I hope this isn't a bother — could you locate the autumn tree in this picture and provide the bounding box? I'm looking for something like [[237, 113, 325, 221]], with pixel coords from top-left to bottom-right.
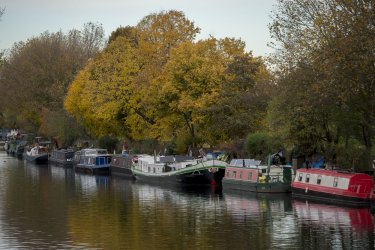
[[154, 38, 271, 149], [65, 11, 270, 153], [65, 11, 200, 142], [269, 0, 375, 170], [0, 23, 105, 145]]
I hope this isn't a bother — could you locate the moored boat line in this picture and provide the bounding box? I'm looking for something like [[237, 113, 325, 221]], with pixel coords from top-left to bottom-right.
[[3, 133, 375, 210]]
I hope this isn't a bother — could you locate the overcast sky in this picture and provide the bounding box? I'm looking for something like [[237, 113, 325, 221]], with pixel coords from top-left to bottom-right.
[[0, 0, 278, 57]]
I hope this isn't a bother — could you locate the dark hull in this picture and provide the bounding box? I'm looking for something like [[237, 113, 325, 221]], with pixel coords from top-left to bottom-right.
[[292, 187, 371, 207], [49, 150, 75, 166], [24, 153, 49, 164], [49, 158, 74, 166], [110, 165, 134, 178], [110, 154, 134, 178], [222, 179, 291, 193], [74, 165, 110, 175], [133, 168, 225, 186]]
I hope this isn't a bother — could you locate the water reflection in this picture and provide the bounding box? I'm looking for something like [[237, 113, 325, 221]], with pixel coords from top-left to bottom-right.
[[0, 151, 374, 249], [294, 200, 374, 230], [293, 200, 375, 249], [1, 159, 75, 249]]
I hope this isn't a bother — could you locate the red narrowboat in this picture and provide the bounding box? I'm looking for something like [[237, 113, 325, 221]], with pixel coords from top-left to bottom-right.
[[292, 168, 375, 207]]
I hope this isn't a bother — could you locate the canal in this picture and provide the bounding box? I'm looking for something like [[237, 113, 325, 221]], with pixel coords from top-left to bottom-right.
[[0, 151, 374, 249]]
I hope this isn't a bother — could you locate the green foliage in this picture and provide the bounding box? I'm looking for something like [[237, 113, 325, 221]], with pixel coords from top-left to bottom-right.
[[335, 137, 366, 169], [98, 136, 119, 153], [245, 132, 283, 161], [38, 109, 87, 148], [269, 0, 375, 170]]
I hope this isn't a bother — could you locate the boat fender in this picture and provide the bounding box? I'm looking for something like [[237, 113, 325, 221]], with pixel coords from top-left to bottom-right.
[[305, 187, 308, 193]]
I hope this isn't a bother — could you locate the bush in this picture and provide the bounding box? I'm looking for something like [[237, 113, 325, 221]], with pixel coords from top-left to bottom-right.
[[98, 136, 119, 153], [245, 132, 284, 162]]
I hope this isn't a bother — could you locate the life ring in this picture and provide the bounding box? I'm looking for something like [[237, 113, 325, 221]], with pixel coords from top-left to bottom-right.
[[209, 168, 218, 173]]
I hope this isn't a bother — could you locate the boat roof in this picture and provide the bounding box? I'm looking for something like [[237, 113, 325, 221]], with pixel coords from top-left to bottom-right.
[[296, 168, 372, 179], [81, 148, 108, 155], [229, 159, 261, 167]]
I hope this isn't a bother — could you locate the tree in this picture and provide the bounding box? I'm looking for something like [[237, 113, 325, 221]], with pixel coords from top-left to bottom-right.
[[65, 10, 200, 142], [269, 0, 375, 170], [0, 23, 105, 144], [64, 37, 138, 137]]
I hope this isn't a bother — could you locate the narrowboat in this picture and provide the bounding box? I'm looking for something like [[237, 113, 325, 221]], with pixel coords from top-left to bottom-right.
[[222, 159, 293, 193], [132, 154, 227, 186], [23, 145, 50, 164], [49, 148, 75, 166], [15, 140, 27, 158], [110, 150, 134, 178], [75, 148, 111, 174], [292, 168, 375, 207]]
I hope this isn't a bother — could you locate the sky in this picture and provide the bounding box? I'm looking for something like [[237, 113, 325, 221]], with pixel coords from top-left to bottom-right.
[[0, 0, 278, 57]]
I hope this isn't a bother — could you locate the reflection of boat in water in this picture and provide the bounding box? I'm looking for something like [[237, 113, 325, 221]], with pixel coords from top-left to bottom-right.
[[129, 180, 223, 214], [132, 154, 227, 186], [223, 191, 295, 247], [293, 200, 374, 230], [292, 168, 374, 207], [222, 159, 292, 193], [74, 172, 110, 194], [224, 191, 292, 218]]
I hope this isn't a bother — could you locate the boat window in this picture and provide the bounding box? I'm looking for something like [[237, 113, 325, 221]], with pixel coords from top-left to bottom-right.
[[248, 172, 253, 180], [298, 173, 303, 182], [233, 171, 236, 178], [240, 172, 242, 179], [317, 175, 322, 185], [333, 177, 338, 187], [226, 171, 230, 177], [262, 169, 267, 173], [305, 174, 310, 183]]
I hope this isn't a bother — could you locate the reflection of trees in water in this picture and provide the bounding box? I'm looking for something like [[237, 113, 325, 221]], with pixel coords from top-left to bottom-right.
[[222, 192, 294, 249], [68, 180, 229, 249], [1, 157, 374, 249], [1, 161, 75, 248]]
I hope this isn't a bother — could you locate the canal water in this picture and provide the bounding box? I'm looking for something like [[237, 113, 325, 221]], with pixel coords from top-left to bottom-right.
[[0, 151, 374, 249]]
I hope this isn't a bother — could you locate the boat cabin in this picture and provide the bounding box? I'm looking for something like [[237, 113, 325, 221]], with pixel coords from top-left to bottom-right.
[[26, 146, 49, 156], [293, 168, 374, 195], [134, 155, 197, 174], [224, 159, 291, 183], [50, 149, 75, 162], [80, 148, 108, 156]]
